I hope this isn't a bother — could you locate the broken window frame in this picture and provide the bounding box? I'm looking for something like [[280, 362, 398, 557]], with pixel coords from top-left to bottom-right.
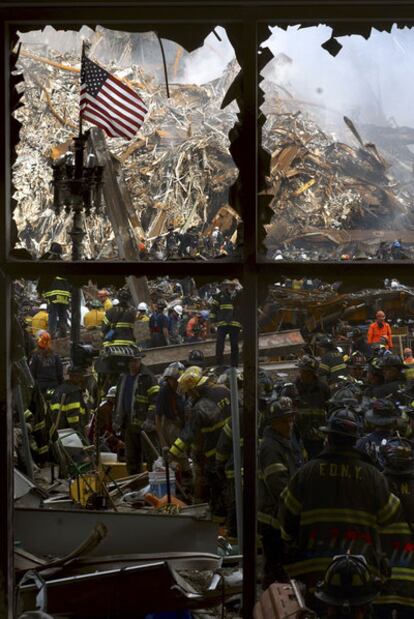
[[2, 4, 414, 619]]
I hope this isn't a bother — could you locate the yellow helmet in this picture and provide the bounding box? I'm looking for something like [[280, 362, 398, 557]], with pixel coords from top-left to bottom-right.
[[177, 366, 208, 393]]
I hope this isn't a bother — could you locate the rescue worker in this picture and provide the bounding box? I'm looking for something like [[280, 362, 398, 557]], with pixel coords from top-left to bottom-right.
[[279, 408, 400, 605], [170, 366, 231, 514], [210, 279, 242, 367], [155, 362, 186, 448], [28, 331, 63, 394], [49, 366, 89, 436], [347, 351, 367, 383], [294, 355, 330, 459], [258, 396, 301, 589], [403, 347, 414, 366], [376, 437, 414, 618], [83, 299, 105, 329], [136, 302, 150, 322], [30, 303, 49, 336], [184, 349, 206, 369], [166, 225, 179, 258], [350, 327, 372, 358], [112, 348, 159, 474], [168, 304, 183, 344], [367, 311, 393, 349], [43, 276, 71, 338], [318, 336, 347, 385], [315, 554, 380, 619], [186, 311, 208, 342], [373, 355, 408, 398], [149, 300, 170, 347], [356, 399, 401, 469], [88, 386, 123, 454], [97, 289, 113, 312], [102, 289, 136, 349]]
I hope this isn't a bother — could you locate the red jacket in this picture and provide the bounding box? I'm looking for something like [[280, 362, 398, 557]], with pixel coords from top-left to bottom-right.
[[367, 321, 393, 348]]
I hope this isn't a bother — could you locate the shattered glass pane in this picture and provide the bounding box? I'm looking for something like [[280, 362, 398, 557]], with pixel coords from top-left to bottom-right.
[[260, 25, 414, 262], [12, 26, 240, 261]]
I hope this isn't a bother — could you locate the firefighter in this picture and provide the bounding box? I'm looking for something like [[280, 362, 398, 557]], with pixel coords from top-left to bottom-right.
[[112, 348, 159, 474], [294, 355, 330, 459], [210, 279, 242, 367], [356, 399, 401, 469], [315, 554, 380, 619], [149, 300, 170, 347], [83, 299, 105, 329], [279, 408, 400, 603], [29, 331, 63, 394], [102, 289, 136, 349], [43, 276, 71, 338], [347, 351, 367, 382], [403, 347, 414, 366], [367, 311, 393, 349], [168, 305, 183, 344], [49, 366, 89, 436], [318, 336, 347, 385], [88, 386, 123, 454], [376, 437, 414, 618], [258, 396, 301, 589], [170, 366, 231, 514], [373, 355, 408, 398], [30, 303, 49, 336], [155, 362, 186, 448]]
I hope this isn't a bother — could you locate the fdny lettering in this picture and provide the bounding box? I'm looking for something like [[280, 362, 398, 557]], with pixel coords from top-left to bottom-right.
[[319, 463, 362, 480]]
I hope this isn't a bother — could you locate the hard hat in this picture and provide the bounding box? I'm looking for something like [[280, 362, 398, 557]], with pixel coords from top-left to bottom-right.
[[381, 437, 414, 475], [315, 554, 379, 607], [173, 304, 183, 316], [266, 396, 295, 421], [39, 303, 48, 310], [127, 346, 146, 359], [177, 366, 208, 393], [365, 398, 400, 427], [297, 355, 319, 372], [118, 290, 130, 304], [320, 409, 360, 438], [317, 335, 334, 349], [112, 298, 119, 306], [163, 361, 185, 379], [184, 349, 205, 367], [106, 386, 117, 399], [37, 331, 51, 349], [137, 302, 148, 312], [200, 310, 209, 320]]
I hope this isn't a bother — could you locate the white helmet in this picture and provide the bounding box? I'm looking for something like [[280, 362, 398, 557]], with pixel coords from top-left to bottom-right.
[[163, 362, 185, 379], [112, 298, 120, 306], [138, 302, 148, 312], [106, 386, 117, 398], [173, 304, 183, 316], [39, 303, 48, 310]]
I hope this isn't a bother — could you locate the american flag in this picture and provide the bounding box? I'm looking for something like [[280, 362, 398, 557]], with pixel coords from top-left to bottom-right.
[[80, 54, 147, 139]]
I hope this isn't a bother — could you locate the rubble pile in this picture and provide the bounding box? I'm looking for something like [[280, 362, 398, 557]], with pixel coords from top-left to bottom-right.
[[261, 90, 414, 249], [12, 40, 238, 258]]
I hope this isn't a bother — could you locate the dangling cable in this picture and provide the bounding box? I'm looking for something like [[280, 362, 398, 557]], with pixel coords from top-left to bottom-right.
[[156, 33, 170, 99]]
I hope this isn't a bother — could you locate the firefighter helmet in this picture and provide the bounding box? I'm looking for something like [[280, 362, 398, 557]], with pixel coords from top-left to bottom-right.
[[320, 408, 360, 438], [163, 361, 185, 379], [381, 437, 414, 475], [379, 354, 404, 369], [347, 351, 366, 367], [137, 302, 148, 312], [315, 554, 379, 607], [297, 355, 319, 372], [184, 349, 206, 367], [365, 398, 400, 427], [266, 396, 294, 421], [177, 366, 208, 393], [106, 386, 117, 399], [37, 331, 51, 349]]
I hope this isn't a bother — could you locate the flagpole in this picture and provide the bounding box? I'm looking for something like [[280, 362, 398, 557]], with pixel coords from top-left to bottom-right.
[[79, 40, 85, 138]]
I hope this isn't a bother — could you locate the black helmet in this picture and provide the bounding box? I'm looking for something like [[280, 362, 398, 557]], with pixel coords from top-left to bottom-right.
[[185, 349, 205, 368], [365, 398, 400, 427], [347, 351, 366, 367], [320, 408, 360, 438], [266, 396, 294, 421], [297, 355, 319, 372], [315, 554, 379, 607], [318, 335, 334, 350], [118, 289, 131, 305], [381, 437, 414, 475], [379, 354, 404, 370], [279, 382, 300, 404]]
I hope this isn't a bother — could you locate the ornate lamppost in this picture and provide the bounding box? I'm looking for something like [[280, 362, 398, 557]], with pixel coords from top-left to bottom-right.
[[51, 131, 104, 361]]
